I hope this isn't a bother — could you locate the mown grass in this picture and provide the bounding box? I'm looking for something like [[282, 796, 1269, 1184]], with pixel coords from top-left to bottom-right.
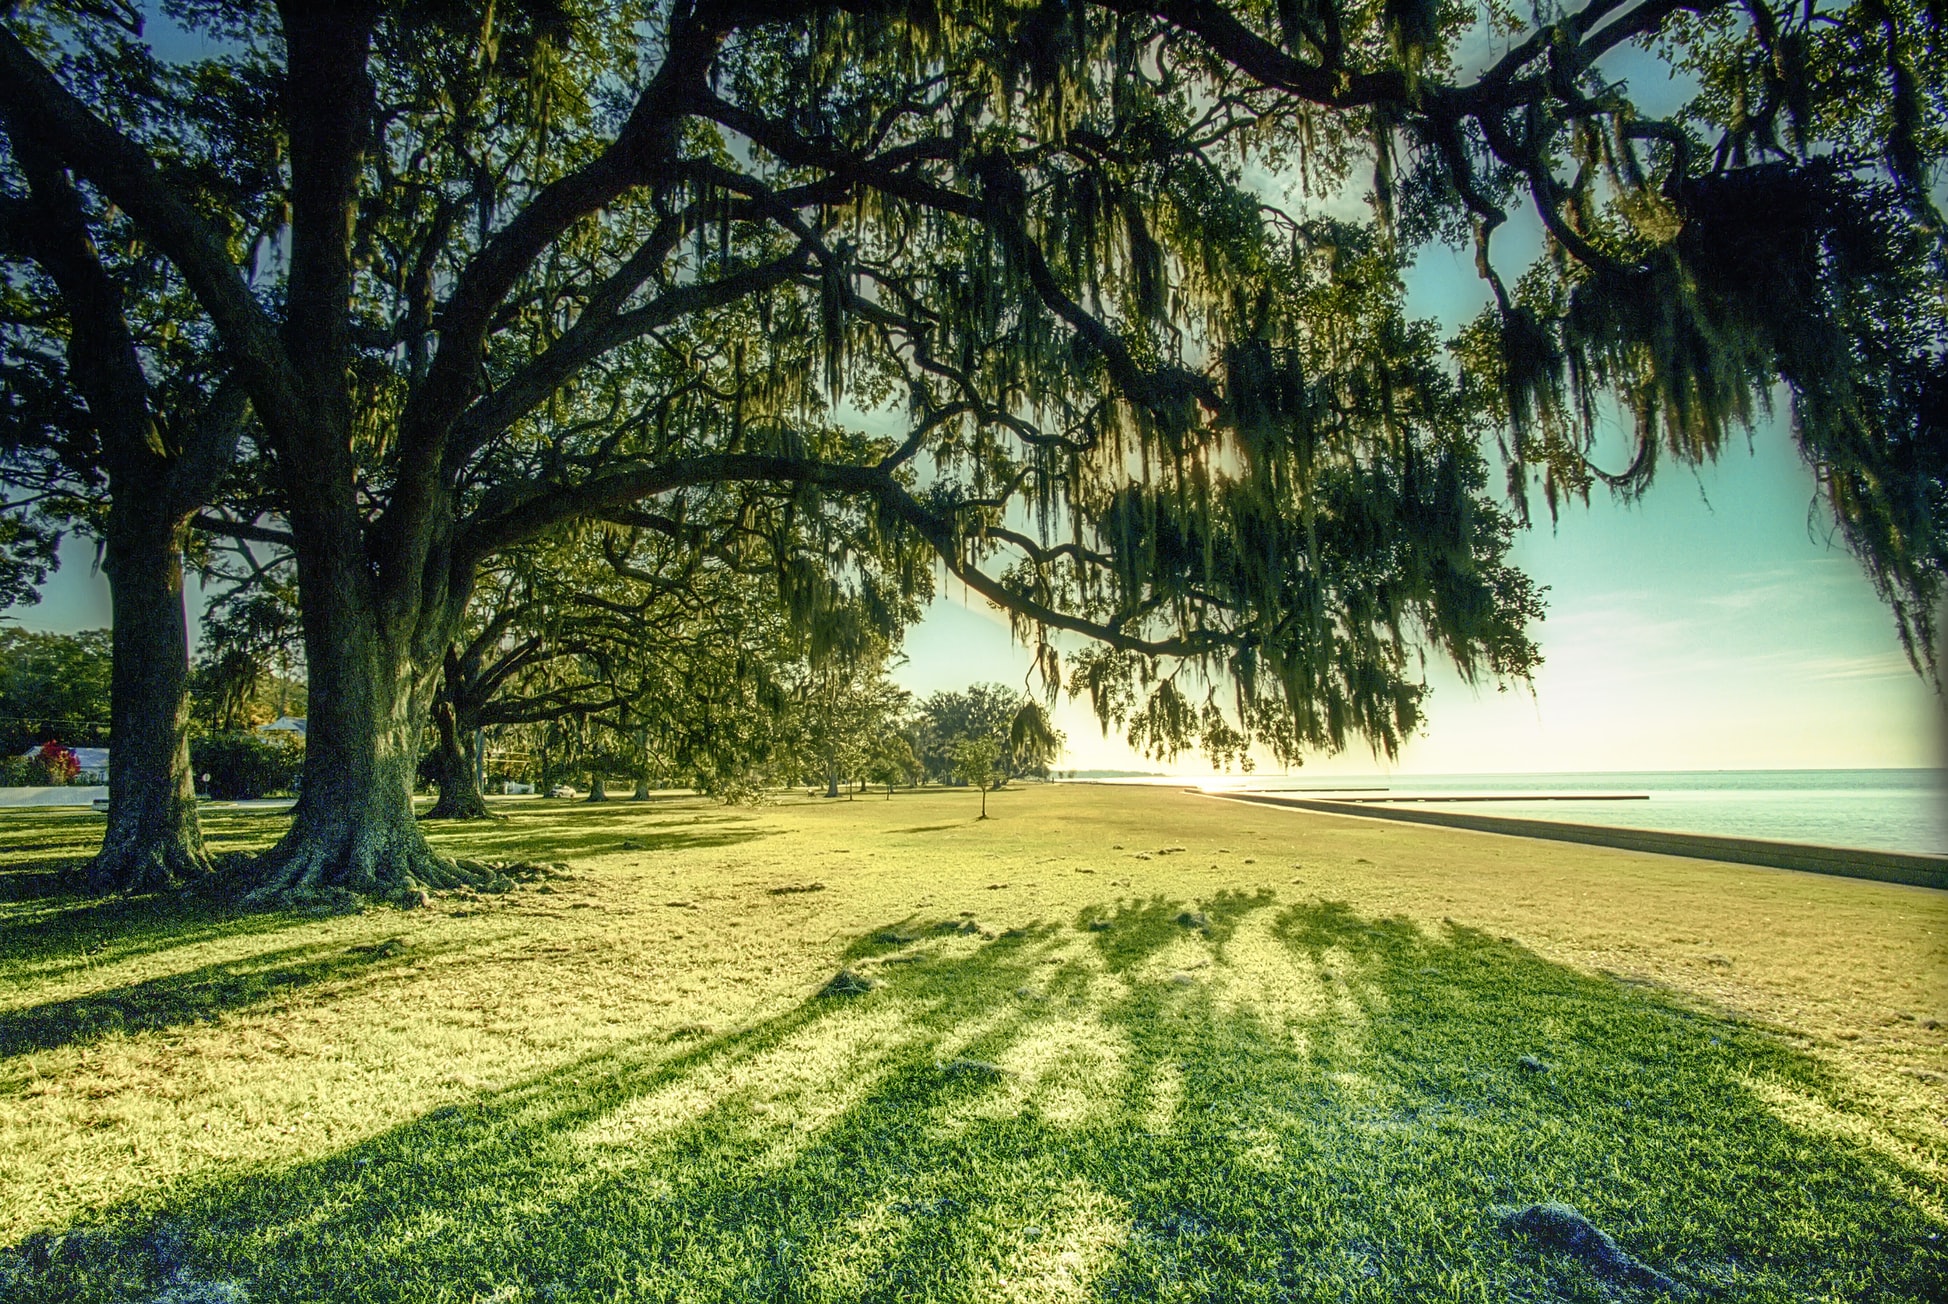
[[0, 785, 1942, 1302]]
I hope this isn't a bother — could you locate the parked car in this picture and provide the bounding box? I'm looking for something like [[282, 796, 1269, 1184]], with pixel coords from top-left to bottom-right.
[[548, 784, 577, 799]]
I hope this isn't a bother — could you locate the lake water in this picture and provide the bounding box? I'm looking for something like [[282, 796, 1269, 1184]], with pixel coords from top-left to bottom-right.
[[1121, 769, 1947, 857]]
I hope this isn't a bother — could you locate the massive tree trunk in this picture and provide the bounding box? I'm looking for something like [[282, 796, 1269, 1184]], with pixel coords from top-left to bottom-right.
[[586, 773, 609, 802], [245, 8, 499, 905], [88, 506, 209, 893], [248, 543, 478, 904], [10, 139, 234, 895], [423, 698, 492, 820]]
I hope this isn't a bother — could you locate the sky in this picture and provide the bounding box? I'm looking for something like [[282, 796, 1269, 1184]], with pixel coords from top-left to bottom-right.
[[5, 6, 1941, 779], [898, 426, 1942, 776]]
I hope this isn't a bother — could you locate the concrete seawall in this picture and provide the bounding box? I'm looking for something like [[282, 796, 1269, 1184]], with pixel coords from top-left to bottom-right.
[[1211, 792, 1948, 891]]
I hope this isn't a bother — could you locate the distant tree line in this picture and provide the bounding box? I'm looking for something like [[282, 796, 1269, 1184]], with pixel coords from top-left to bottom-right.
[[0, 627, 110, 754], [0, 616, 1077, 805]]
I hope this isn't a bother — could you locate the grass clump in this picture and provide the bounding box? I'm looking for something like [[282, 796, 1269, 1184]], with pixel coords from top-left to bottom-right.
[[0, 786, 1941, 1301]]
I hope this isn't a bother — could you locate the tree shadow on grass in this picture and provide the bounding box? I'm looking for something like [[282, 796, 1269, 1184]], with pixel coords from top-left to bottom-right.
[[5, 896, 1942, 1303], [0, 880, 324, 989], [421, 820, 769, 863], [0, 808, 109, 904], [0, 800, 383, 986], [0, 937, 462, 1060], [0, 806, 764, 982]]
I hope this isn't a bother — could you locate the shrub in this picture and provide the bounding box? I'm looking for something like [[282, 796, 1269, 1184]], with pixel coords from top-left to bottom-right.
[[28, 741, 79, 785], [0, 754, 33, 787], [191, 732, 302, 800]]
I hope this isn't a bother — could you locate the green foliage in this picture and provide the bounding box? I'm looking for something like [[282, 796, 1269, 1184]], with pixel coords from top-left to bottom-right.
[[0, 628, 110, 754], [914, 684, 1024, 783], [0, 0, 270, 550], [188, 731, 300, 801], [949, 735, 1003, 815], [453, 507, 923, 804], [0, 513, 59, 611], [866, 731, 919, 793], [190, 586, 306, 734], [914, 684, 1066, 782]]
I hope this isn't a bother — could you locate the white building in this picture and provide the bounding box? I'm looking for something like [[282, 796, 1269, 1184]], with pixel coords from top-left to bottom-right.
[[17, 745, 109, 783]]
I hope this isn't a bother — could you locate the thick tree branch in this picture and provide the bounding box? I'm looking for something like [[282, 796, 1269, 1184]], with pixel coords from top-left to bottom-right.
[[400, 8, 725, 457], [189, 513, 296, 547], [460, 450, 1228, 658], [278, 1, 377, 436], [11, 136, 159, 483], [449, 247, 812, 460], [1097, 1, 1406, 106]]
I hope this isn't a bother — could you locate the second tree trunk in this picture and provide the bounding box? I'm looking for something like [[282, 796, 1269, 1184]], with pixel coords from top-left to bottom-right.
[[89, 507, 209, 893]]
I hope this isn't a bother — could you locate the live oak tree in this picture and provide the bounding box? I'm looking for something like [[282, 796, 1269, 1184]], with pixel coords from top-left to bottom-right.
[[420, 531, 658, 819], [0, 8, 279, 890], [0, 2, 1936, 901], [425, 471, 925, 814]]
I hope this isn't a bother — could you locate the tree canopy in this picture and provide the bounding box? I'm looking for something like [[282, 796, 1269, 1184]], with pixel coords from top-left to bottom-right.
[[0, 0, 1939, 898], [912, 683, 1064, 784]]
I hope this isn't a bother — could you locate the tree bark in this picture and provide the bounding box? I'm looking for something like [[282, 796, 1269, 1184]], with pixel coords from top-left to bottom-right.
[[8, 141, 234, 897], [88, 506, 209, 893], [248, 550, 477, 904], [631, 727, 652, 799], [423, 699, 492, 819], [586, 773, 609, 802]]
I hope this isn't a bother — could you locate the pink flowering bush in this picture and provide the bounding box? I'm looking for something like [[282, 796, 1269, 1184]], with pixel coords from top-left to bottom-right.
[[30, 741, 80, 786]]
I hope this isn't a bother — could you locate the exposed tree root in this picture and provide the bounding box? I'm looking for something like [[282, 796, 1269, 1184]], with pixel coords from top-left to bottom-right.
[[86, 837, 211, 896], [243, 823, 499, 911]]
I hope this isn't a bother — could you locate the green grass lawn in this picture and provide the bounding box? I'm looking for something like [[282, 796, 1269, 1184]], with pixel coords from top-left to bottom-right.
[[0, 785, 1942, 1301]]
